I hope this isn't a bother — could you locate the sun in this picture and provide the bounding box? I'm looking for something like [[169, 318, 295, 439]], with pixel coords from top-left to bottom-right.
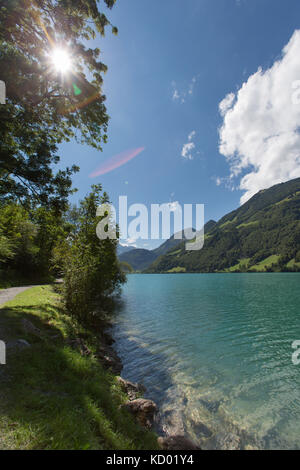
[[51, 48, 71, 74]]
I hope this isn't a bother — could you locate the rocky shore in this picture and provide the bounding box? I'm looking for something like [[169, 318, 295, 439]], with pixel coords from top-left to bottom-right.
[[93, 326, 200, 451]]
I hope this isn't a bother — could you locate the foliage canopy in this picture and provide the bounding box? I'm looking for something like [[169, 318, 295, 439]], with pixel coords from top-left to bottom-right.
[[0, 0, 117, 209]]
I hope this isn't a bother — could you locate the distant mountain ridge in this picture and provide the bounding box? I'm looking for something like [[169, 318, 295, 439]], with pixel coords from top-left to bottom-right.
[[117, 244, 135, 256], [146, 178, 300, 273], [119, 225, 216, 272]]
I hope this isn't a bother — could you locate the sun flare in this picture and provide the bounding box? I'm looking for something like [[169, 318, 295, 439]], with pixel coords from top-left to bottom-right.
[[51, 48, 71, 74]]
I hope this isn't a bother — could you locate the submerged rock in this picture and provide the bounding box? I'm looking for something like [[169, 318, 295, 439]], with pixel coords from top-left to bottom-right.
[[158, 435, 200, 451], [190, 419, 212, 438], [116, 376, 146, 400], [217, 432, 241, 450], [122, 398, 157, 429], [161, 409, 186, 436]]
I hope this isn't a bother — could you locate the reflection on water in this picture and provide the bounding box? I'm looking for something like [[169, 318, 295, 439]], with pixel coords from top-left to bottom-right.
[[111, 274, 300, 450]]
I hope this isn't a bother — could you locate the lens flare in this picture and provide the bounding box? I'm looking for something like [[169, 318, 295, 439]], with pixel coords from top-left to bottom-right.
[[90, 148, 145, 177]]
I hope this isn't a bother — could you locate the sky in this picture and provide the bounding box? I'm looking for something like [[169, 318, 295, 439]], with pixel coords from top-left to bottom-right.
[[58, 0, 300, 249]]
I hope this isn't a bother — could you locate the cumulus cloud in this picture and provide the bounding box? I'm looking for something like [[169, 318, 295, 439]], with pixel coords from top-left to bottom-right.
[[219, 92, 235, 116], [181, 131, 196, 160], [219, 30, 300, 204]]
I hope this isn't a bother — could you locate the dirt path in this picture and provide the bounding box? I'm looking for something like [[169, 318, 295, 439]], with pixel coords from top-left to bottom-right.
[[0, 287, 34, 308]]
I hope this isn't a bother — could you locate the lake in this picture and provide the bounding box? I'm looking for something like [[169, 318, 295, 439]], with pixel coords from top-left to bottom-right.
[[111, 273, 300, 450]]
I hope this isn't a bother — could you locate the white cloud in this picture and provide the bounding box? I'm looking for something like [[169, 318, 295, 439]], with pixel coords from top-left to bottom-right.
[[123, 238, 137, 247], [188, 130, 196, 141], [182, 142, 195, 160], [182, 131, 197, 160], [172, 76, 198, 103], [219, 92, 235, 117], [219, 30, 300, 205], [172, 89, 180, 101], [167, 201, 181, 212], [188, 76, 197, 95]]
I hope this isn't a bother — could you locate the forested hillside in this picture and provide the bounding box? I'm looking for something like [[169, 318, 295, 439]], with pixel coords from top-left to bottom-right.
[[146, 178, 300, 273]]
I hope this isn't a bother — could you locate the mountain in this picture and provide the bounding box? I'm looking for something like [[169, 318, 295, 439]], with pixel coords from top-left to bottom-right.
[[119, 249, 157, 272], [117, 244, 135, 256], [119, 224, 216, 272], [146, 178, 300, 273]]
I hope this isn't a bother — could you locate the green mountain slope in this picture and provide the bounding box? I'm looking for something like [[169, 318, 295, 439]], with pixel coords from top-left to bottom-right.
[[146, 178, 300, 273]]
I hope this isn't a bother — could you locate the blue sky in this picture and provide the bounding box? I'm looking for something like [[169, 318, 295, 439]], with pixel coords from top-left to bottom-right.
[[59, 0, 300, 248]]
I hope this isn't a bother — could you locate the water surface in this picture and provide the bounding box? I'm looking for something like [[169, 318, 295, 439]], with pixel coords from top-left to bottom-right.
[[112, 273, 300, 449]]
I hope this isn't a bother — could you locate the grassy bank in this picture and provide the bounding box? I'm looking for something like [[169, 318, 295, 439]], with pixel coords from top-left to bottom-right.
[[0, 286, 158, 450]]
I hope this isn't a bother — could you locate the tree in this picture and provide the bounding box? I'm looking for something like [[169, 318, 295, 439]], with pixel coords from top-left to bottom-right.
[[0, 0, 117, 210], [0, 202, 69, 281], [0, 203, 38, 277], [61, 185, 125, 323]]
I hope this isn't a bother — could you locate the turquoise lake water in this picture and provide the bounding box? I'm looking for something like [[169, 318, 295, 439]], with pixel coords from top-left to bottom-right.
[[111, 273, 300, 449]]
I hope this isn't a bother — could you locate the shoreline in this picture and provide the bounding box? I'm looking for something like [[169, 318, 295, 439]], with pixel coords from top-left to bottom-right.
[[105, 318, 263, 451], [101, 321, 200, 451], [106, 322, 261, 451]]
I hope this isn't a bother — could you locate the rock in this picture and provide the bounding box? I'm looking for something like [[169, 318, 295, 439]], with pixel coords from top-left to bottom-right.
[[199, 398, 221, 413], [190, 419, 212, 438], [102, 354, 122, 374], [102, 332, 115, 346], [116, 376, 146, 400], [162, 410, 186, 436], [66, 338, 91, 356], [122, 398, 157, 429], [96, 344, 123, 375], [158, 435, 200, 451]]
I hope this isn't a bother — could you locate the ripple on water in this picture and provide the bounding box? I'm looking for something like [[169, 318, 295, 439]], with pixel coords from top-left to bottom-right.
[[112, 274, 300, 450]]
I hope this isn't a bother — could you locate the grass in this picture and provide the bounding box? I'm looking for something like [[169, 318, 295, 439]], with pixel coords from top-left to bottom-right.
[[166, 266, 186, 273], [249, 255, 280, 272], [286, 258, 300, 269], [237, 221, 259, 229], [275, 191, 300, 206], [0, 286, 158, 450], [219, 216, 238, 229], [226, 258, 251, 272], [167, 248, 182, 256]]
